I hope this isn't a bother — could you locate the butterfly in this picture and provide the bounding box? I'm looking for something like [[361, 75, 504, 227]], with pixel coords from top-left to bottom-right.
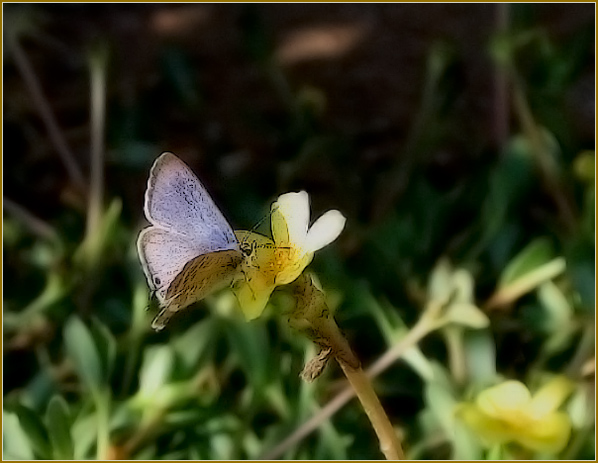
[[137, 152, 248, 331]]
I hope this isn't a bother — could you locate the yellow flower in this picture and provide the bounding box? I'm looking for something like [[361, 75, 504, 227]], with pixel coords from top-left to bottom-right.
[[233, 191, 346, 320], [457, 376, 574, 454]]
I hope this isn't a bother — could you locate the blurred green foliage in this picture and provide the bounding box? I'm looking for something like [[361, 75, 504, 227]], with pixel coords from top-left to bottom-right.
[[3, 4, 595, 460]]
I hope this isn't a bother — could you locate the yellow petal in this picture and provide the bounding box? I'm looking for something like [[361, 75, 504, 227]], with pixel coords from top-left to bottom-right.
[[233, 231, 278, 320], [456, 404, 513, 445], [272, 191, 309, 247], [305, 209, 346, 252], [232, 272, 275, 320], [516, 412, 571, 454], [527, 376, 574, 419], [476, 381, 531, 418]]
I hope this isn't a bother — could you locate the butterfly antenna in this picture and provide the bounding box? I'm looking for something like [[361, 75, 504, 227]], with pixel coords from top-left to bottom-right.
[[240, 205, 278, 246]]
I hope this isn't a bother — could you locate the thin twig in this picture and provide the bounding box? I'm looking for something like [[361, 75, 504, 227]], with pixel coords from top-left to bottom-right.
[[8, 35, 87, 191], [3, 196, 58, 241], [260, 382, 355, 459], [87, 44, 108, 237], [443, 326, 467, 386], [511, 76, 578, 233]]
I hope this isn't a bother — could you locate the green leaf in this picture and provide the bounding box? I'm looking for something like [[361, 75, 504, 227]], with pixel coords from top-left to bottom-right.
[[479, 137, 536, 246], [428, 258, 453, 303], [138, 345, 174, 398], [13, 404, 52, 458], [90, 317, 117, 378], [3, 410, 35, 459], [452, 269, 475, 302], [489, 257, 566, 309], [263, 382, 291, 420], [369, 300, 435, 381], [567, 386, 590, 429], [488, 238, 566, 309], [315, 419, 350, 460], [242, 429, 263, 460], [487, 443, 506, 459], [463, 331, 497, 386], [403, 345, 435, 382], [566, 241, 595, 310], [499, 238, 555, 287], [225, 318, 270, 390], [573, 150, 595, 183], [445, 303, 489, 329], [542, 325, 578, 357], [17, 272, 67, 324], [64, 316, 103, 392], [71, 413, 98, 460], [22, 369, 55, 411], [537, 281, 572, 331], [74, 198, 122, 270], [426, 373, 482, 459], [425, 381, 457, 436], [172, 318, 217, 372], [205, 416, 241, 459], [45, 395, 74, 459], [453, 421, 483, 460]]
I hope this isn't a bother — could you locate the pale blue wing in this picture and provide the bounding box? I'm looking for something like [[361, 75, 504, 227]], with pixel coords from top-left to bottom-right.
[[143, 152, 238, 251]]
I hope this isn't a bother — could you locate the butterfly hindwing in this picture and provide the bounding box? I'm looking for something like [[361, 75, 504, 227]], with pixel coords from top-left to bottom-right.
[[137, 227, 207, 303], [151, 249, 244, 331]]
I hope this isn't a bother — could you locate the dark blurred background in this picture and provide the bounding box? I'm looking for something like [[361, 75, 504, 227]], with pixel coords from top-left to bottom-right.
[[4, 4, 594, 223], [3, 3, 595, 460]]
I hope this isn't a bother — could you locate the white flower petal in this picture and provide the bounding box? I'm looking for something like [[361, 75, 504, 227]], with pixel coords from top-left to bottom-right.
[[305, 209, 346, 252], [272, 191, 310, 246]]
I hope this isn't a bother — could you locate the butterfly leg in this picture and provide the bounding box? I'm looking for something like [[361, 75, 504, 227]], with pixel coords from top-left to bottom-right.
[[151, 308, 174, 331]]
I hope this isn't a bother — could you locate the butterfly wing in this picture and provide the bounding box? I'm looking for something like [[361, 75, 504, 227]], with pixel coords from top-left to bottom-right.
[[151, 249, 244, 331], [137, 152, 243, 329], [137, 227, 215, 303], [144, 152, 238, 249]]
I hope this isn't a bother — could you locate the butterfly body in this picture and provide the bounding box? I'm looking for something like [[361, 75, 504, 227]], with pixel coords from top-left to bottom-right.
[[137, 152, 244, 331]]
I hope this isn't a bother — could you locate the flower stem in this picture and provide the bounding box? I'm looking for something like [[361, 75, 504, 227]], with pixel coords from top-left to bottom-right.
[[288, 274, 405, 459], [338, 359, 404, 460], [261, 301, 439, 460]]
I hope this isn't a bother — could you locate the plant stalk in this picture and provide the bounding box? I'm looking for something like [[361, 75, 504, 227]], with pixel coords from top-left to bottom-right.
[[261, 301, 438, 460], [339, 360, 404, 459], [288, 274, 405, 460]]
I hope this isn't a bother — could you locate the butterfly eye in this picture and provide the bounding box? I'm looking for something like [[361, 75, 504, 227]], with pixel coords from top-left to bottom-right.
[[240, 242, 253, 256]]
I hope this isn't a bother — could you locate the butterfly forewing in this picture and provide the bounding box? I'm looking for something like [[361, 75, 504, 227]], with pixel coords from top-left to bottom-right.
[[144, 152, 238, 249], [151, 249, 244, 330]]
